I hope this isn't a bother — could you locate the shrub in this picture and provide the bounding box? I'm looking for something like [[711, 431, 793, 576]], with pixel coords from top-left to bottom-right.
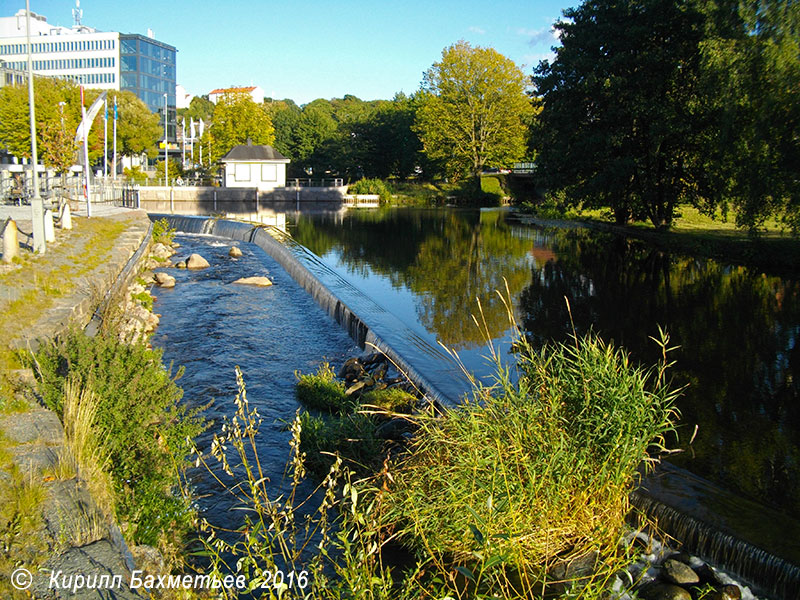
[[348, 178, 393, 204], [151, 217, 175, 246], [374, 327, 680, 593], [295, 362, 350, 412], [123, 165, 147, 184], [31, 328, 206, 546]]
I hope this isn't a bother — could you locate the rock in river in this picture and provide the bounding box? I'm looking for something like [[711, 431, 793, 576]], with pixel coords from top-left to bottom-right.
[[232, 276, 272, 287], [229, 246, 243, 258], [186, 253, 210, 269], [153, 272, 175, 288]]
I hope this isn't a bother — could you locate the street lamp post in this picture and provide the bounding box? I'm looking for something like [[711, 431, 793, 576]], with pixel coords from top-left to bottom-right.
[[25, 0, 45, 253], [163, 93, 168, 186]]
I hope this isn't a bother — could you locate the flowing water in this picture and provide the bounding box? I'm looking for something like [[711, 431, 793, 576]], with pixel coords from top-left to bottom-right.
[[152, 210, 800, 596], [150, 230, 360, 520]]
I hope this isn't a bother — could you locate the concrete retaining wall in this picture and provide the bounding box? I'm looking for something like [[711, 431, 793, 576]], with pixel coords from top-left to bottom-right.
[[135, 185, 348, 216]]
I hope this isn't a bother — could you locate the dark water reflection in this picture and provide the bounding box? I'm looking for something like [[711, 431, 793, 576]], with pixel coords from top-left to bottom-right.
[[290, 208, 800, 522]]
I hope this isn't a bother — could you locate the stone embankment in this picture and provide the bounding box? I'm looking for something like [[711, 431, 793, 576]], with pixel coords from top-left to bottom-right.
[[1, 207, 153, 599]]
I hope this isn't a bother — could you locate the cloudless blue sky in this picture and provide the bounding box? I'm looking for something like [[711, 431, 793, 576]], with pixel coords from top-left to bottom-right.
[[21, 0, 574, 105]]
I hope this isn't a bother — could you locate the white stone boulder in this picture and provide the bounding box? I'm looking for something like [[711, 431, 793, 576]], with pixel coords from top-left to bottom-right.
[[232, 276, 273, 287], [153, 272, 176, 288], [186, 253, 210, 269]]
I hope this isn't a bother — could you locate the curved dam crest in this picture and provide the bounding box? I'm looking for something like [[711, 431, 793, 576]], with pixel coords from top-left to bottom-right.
[[153, 214, 469, 408]]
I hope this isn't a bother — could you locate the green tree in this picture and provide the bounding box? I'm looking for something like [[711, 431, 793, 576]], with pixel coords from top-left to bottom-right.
[[0, 81, 160, 166], [415, 41, 533, 180], [178, 95, 214, 123], [534, 0, 714, 228], [201, 92, 275, 164], [701, 0, 800, 230]]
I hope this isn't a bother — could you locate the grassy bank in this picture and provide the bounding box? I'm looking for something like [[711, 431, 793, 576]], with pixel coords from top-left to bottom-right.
[[0, 215, 131, 409]]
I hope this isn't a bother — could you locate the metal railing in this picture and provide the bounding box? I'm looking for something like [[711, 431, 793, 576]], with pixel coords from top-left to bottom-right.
[[285, 178, 345, 188]]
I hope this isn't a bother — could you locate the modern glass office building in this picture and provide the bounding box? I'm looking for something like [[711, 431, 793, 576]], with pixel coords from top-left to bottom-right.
[[120, 34, 177, 139]]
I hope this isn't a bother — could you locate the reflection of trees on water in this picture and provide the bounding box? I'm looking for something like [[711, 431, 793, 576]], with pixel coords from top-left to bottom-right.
[[293, 209, 533, 348], [518, 229, 800, 516]]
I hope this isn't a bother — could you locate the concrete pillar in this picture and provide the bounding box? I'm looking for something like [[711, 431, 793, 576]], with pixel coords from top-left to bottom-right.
[[61, 202, 72, 230], [2, 219, 18, 263], [44, 209, 55, 242]]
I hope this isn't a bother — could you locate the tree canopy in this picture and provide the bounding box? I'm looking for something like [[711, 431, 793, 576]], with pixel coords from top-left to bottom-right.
[[0, 79, 161, 169], [533, 0, 800, 230], [415, 41, 534, 180], [200, 92, 275, 164]]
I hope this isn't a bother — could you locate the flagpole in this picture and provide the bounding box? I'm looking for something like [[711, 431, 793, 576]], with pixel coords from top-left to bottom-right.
[[25, 0, 45, 253], [112, 95, 117, 181], [103, 96, 108, 178]]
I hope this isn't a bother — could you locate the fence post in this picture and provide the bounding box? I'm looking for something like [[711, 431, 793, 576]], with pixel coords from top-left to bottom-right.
[[213, 190, 217, 213], [169, 186, 174, 213]]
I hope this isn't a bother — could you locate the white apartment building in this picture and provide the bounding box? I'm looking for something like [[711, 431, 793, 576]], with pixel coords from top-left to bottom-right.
[[0, 9, 119, 90]]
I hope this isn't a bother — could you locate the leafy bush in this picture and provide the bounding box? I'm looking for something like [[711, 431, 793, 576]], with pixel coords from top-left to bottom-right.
[[295, 362, 350, 412], [123, 166, 147, 184], [32, 328, 206, 546], [151, 217, 175, 246], [480, 175, 506, 202], [348, 178, 393, 204]]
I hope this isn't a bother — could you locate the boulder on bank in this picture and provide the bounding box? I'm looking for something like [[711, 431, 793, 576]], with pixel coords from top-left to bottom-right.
[[186, 253, 210, 269], [229, 246, 243, 258], [232, 276, 272, 287], [151, 242, 174, 260], [153, 272, 175, 288]]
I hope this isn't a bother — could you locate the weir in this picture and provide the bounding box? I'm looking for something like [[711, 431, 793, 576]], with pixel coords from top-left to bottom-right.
[[153, 214, 467, 407], [153, 214, 799, 599]]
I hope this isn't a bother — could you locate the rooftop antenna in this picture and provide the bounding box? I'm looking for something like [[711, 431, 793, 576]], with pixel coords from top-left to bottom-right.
[[72, 0, 82, 27]]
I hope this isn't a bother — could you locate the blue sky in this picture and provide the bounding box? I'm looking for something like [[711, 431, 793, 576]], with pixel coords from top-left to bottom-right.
[[23, 0, 573, 105]]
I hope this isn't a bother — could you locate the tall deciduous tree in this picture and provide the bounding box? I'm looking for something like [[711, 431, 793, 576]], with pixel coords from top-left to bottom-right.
[[202, 93, 274, 164], [534, 0, 710, 228], [415, 41, 533, 180], [702, 0, 800, 230]]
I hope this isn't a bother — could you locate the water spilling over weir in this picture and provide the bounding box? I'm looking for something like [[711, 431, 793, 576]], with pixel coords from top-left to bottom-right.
[[154, 214, 799, 599]]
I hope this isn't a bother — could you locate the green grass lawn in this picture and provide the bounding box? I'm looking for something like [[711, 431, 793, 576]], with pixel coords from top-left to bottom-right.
[[573, 204, 790, 239]]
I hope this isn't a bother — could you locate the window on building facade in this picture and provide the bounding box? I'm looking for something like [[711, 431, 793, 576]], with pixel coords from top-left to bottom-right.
[[261, 165, 277, 181], [235, 164, 251, 182]]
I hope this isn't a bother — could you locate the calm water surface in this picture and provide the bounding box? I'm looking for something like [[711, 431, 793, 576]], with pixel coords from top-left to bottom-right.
[[289, 208, 800, 525]]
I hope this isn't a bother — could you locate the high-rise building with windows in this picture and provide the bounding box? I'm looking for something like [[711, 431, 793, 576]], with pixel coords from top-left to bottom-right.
[[0, 8, 177, 140]]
